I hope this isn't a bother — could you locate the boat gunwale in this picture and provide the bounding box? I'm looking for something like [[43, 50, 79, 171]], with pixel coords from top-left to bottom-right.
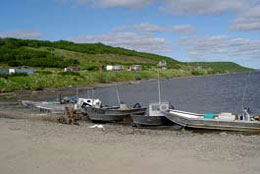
[[167, 110, 260, 124], [164, 110, 260, 132]]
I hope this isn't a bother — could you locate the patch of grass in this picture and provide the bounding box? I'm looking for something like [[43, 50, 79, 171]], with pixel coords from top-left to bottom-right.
[[59, 71, 81, 76], [36, 70, 53, 75], [188, 62, 252, 73], [0, 73, 28, 79]]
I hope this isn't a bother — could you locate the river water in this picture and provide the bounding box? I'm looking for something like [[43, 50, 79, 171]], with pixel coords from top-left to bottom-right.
[[81, 71, 260, 115]]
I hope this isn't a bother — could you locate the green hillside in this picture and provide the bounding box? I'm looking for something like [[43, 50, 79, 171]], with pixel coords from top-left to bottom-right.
[[0, 38, 180, 70], [0, 37, 251, 72], [189, 62, 252, 73], [0, 37, 254, 92]]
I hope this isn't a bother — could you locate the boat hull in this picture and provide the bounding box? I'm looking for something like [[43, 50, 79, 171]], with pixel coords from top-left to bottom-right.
[[20, 100, 68, 113], [164, 111, 260, 132], [85, 107, 146, 122], [131, 115, 173, 126]]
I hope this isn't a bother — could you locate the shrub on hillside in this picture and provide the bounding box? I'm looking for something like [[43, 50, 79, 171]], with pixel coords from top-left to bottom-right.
[[86, 65, 99, 71], [59, 71, 81, 76], [36, 71, 53, 75], [0, 72, 28, 79]]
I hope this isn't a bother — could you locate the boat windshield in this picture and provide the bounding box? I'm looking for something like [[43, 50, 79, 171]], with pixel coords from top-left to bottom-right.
[[152, 105, 160, 111]]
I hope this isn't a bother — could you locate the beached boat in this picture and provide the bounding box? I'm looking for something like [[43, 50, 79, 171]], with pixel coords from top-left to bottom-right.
[[21, 100, 74, 113], [164, 108, 260, 132], [131, 102, 173, 127], [84, 103, 146, 122], [20, 97, 93, 114], [131, 69, 174, 127], [74, 98, 102, 109], [83, 85, 146, 122]]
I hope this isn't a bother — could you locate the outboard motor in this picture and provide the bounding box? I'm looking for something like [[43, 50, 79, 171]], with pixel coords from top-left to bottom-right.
[[133, 103, 142, 108], [93, 99, 102, 108], [169, 104, 175, 110], [241, 107, 252, 121]]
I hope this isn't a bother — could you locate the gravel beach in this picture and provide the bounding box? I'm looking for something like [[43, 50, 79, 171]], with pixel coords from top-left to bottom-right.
[[1, 116, 260, 174], [1, 72, 260, 174]]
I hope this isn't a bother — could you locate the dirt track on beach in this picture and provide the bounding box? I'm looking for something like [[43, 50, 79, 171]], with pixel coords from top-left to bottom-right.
[[1, 116, 260, 174]]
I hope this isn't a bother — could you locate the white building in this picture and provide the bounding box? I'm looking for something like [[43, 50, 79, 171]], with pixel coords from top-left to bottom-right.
[[8, 69, 35, 74], [157, 60, 167, 68], [0, 69, 9, 74], [127, 65, 142, 71], [0, 69, 35, 74], [106, 65, 124, 71], [9, 69, 16, 74], [64, 66, 79, 72]]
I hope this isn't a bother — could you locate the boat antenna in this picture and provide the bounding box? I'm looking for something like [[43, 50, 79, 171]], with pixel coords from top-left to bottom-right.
[[92, 89, 95, 100], [76, 86, 79, 100], [158, 69, 161, 104], [116, 86, 121, 105], [87, 90, 90, 98], [242, 72, 251, 109], [56, 93, 59, 102]]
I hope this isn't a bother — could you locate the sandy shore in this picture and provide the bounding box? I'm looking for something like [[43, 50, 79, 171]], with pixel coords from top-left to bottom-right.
[[1, 117, 260, 174]]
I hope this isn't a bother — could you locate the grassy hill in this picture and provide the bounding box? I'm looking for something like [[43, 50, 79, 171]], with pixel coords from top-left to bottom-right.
[[189, 62, 252, 73], [0, 37, 254, 92], [0, 38, 180, 69]]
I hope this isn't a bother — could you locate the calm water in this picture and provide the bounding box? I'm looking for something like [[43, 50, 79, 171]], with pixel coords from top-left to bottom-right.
[[80, 71, 260, 115]]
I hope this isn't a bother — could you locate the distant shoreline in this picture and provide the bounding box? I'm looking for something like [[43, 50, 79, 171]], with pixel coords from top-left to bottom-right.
[[0, 70, 257, 102]]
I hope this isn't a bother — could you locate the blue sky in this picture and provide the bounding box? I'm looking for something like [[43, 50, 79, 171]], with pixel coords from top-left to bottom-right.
[[0, 0, 260, 69]]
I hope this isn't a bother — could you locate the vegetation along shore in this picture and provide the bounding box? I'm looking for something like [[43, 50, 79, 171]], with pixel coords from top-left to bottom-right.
[[0, 38, 253, 93]]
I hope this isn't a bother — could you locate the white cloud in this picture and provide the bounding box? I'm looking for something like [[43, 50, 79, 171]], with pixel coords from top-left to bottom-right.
[[172, 25, 195, 34], [134, 23, 168, 33], [110, 25, 129, 33], [0, 31, 43, 39], [55, 0, 260, 33], [70, 32, 171, 53], [112, 23, 196, 34], [178, 35, 260, 60], [159, 0, 260, 32], [97, 0, 153, 8], [231, 7, 260, 32], [161, 0, 257, 15], [55, 0, 153, 8]]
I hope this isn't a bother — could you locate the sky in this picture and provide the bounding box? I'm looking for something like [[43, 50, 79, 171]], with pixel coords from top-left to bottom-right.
[[0, 0, 260, 69]]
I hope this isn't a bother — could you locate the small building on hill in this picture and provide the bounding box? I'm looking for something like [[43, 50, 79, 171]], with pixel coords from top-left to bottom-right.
[[106, 65, 124, 71], [0, 69, 9, 74], [127, 65, 142, 71], [16, 69, 35, 74], [157, 60, 167, 68], [9, 69, 16, 74], [0, 68, 35, 74], [64, 66, 79, 72]]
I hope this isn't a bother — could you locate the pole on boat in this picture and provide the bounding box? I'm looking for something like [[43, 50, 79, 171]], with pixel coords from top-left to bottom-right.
[[116, 86, 121, 105], [241, 72, 251, 110], [56, 93, 59, 102], [87, 90, 90, 98], [76, 86, 79, 100], [92, 89, 94, 99], [158, 69, 161, 104]]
